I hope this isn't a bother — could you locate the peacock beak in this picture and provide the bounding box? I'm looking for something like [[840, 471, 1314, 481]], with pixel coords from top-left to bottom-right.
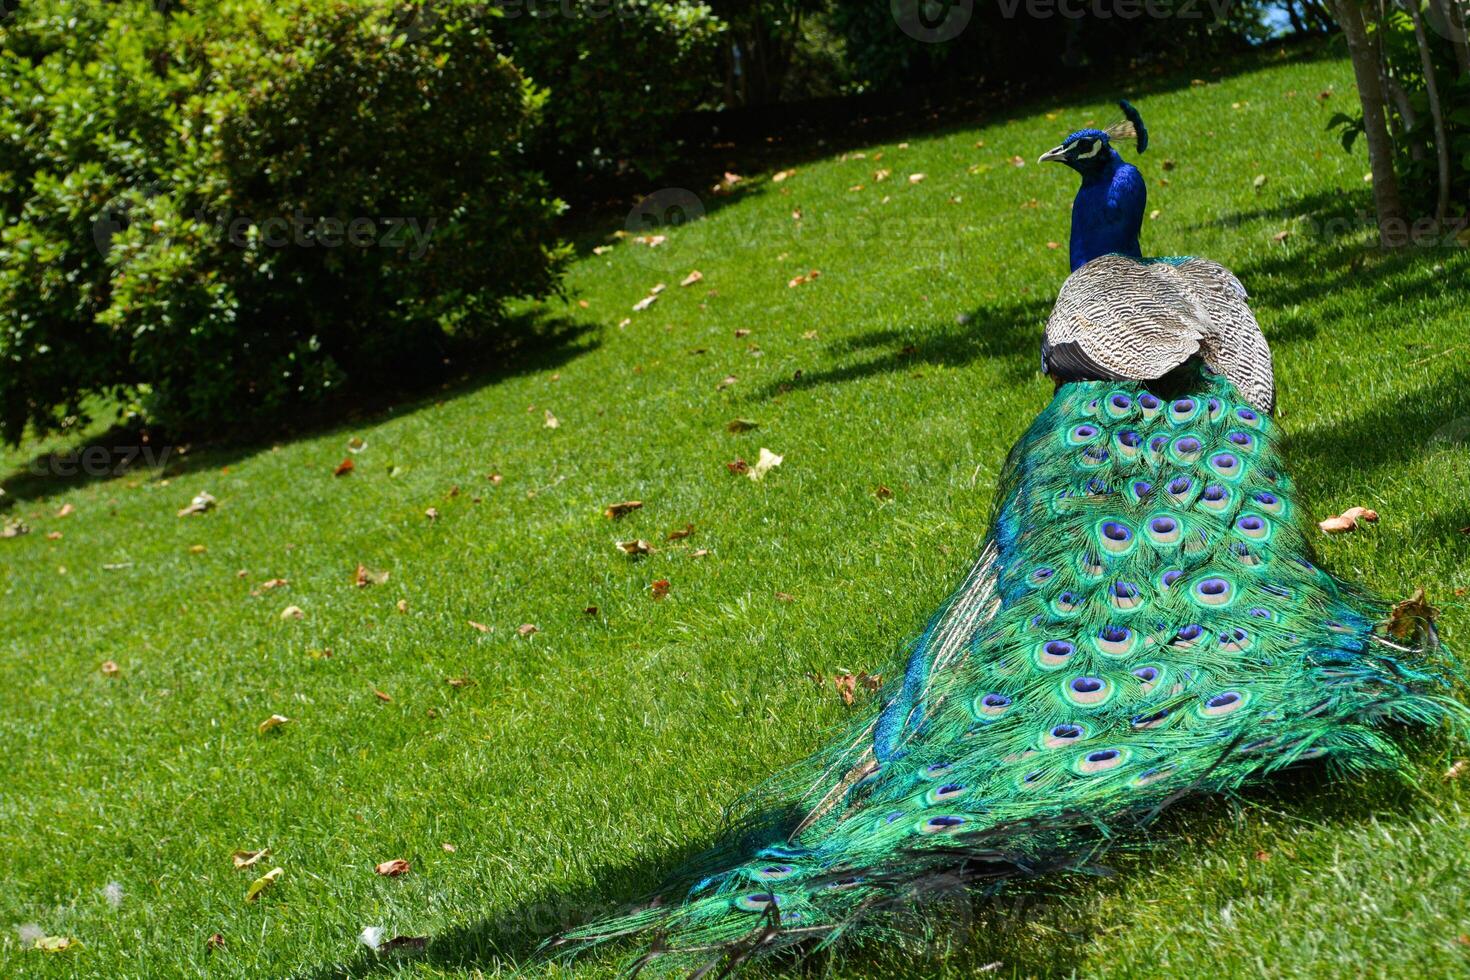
[[1038, 145, 1069, 164]]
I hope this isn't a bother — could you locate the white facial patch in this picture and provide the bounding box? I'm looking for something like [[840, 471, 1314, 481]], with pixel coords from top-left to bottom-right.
[[1074, 139, 1104, 160]]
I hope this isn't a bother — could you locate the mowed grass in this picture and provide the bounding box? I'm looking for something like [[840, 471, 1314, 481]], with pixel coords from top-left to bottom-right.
[[4, 45, 1470, 979]]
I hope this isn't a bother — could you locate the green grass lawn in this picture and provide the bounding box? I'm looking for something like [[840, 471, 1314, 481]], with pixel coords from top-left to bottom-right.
[[4, 44, 1470, 979]]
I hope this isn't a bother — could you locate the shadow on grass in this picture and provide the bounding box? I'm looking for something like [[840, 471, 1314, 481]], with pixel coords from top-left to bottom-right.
[[752, 291, 1054, 402], [0, 310, 601, 513], [296, 754, 1452, 980]]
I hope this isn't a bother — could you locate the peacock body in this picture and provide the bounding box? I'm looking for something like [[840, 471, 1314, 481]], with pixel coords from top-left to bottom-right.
[[552, 103, 1461, 975]]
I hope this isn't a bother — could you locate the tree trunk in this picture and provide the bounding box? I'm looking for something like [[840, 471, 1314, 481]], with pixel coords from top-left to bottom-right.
[[1331, 0, 1406, 239], [1404, 0, 1453, 224]]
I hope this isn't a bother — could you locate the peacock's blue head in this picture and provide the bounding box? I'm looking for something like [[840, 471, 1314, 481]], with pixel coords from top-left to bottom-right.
[[1038, 101, 1148, 175]]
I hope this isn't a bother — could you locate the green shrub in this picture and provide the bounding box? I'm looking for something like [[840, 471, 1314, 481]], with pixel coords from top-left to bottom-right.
[[0, 0, 569, 443], [490, 0, 727, 180]]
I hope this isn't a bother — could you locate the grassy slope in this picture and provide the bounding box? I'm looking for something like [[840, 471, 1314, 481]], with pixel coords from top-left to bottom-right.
[[3, 47, 1469, 979]]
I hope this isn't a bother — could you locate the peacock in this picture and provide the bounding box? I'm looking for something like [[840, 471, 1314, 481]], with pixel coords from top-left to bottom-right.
[[550, 101, 1462, 975]]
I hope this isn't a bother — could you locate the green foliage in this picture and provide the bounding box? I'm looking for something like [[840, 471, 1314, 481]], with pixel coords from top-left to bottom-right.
[[489, 0, 727, 179], [0, 0, 569, 443]]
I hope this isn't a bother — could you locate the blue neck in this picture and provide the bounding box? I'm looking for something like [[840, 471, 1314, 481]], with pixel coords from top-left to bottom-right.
[[1069, 149, 1146, 271]]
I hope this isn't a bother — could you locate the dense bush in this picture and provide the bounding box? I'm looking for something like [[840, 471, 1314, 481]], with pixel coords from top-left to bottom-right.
[[488, 1, 727, 180], [0, 0, 569, 443]]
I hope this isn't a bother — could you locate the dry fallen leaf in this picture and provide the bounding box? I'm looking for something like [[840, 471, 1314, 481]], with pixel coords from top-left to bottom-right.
[[333, 457, 355, 477], [716, 375, 738, 391], [34, 935, 78, 952], [775, 591, 795, 603], [772, 169, 796, 182], [543, 409, 560, 429], [908, 173, 926, 184], [680, 270, 704, 287], [873, 168, 891, 182], [1252, 174, 1268, 189], [1, 519, 29, 538], [834, 673, 856, 706], [244, 867, 284, 902], [650, 579, 671, 600], [691, 548, 710, 558], [517, 623, 539, 637], [280, 605, 305, 620], [378, 936, 428, 953], [232, 848, 271, 869], [787, 270, 821, 288], [177, 491, 217, 517], [373, 689, 393, 703], [442, 842, 457, 852], [666, 523, 695, 541], [1162, 158, 1176, 171], [1272, 230, 1291, 242], [859, 672, 883, 692], [1444, 759, 1468, 780], [347, 436, 367, 454], [100, 660, 120, 677], [874, 485, 894, 500], [726, 418, 758, 433], [257, 714, 291, 735], [725, 458, 749, 475], [583, 605, 600, 616], [424, 507, 440, 520], [374, 859, 411, 877], [1318, 506, 1379, 534], [468, 620, 491, 633], [446, 675, 474, 688], [1046, 241, 1061, 250], [56, 503, 75, 518], [1387, 587, 1437, 641], [617, 539, 653, 556], [207, 933, 226, 951], [354, 564, 390, 588], [747, 448, 784, 481], [604, 500, 644, 519]]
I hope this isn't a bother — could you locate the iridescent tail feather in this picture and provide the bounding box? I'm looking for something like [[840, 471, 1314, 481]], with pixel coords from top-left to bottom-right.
[[547, 363, 1463, 975]]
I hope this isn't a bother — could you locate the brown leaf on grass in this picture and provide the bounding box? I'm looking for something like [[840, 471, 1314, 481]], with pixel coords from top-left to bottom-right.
[[666, 523, 695, 541], [374, 859, 410, 877], [232, 848, 271, 869], [1162, 158, 1177, 171], [1008, 155, 1025, 167], [280, 605, 305, 620], [1318, 506, 1379, 534], [726, 418, 759, 433], [1272, 230, 1291, 242], [734, 328, 751, 338], [487, 472, 503, 485], [468, 620, 491, 633], [691, 548, 710, 558], [747, 448, 783, 481], [446, 675, 474, 688], [56, 503, 75, 518], [907, 173, 926, 184], [244, 867, 284, 902], [1444, 759, 1468, 780], [373, 689, 393, 703], [1254, 850, 1271, 862], [1252, 174, 1268, 189], [425, 507, 440, 520], [772, 169, 796, 182], [187, 542, 204, 552], [617, 539, 653, 556], [100, 660, 120, 677], [1387, 587, 1437, 641], [258, 714, 291, 735], [716, 375, 738, 391], [650, 579, 671, 600], [355, 564, 390, 588], [0, 519, 28, 538], [207, 933, 226, 951], [517, 623, 539, 637], [604, 500, 643, 519], [583, 605, 600, 616], [177, 490, 218, 516], [378, 936, 428, 953], [787, 270, 821, 288], [543, 409, 560, 429], [680, 270, 704, 287], [775, 591, 795, 603], [257, 578, 288, 593], [334, 457, 355, 477], [395, 599, 409, 615], [874, 485, 894, 500], [1046, 241, 1061, 250], [873, 168, 892, 182], [834, 673, 856, 706], [859, 672, 882, 692], [441, 842, 457, 852], [726, 459, 749, 475]]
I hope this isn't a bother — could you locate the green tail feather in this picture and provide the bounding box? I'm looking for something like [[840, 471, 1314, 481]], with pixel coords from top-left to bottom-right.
[[551, 363, 1463, 973]]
